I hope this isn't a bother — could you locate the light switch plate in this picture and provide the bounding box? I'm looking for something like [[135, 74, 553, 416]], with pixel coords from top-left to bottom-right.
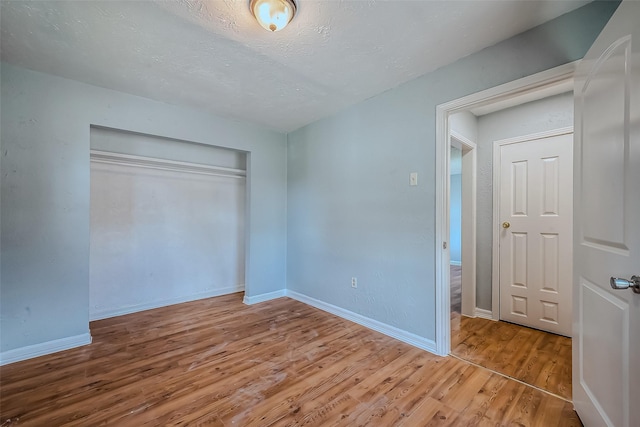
[[410, 172, 418, 186]]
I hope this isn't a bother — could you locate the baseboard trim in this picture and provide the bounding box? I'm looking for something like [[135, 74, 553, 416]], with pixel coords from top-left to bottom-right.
[[286, 290, 437, 355], [90, 285, 245, 321], [474, 308, 496, 320], [0, 333, 92, 366], [450, 260, 462, 266], [243, 289, 286, 305]]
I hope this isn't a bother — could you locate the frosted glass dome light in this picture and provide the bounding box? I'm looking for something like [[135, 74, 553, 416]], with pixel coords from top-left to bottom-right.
[[250, 0, 296, 32]]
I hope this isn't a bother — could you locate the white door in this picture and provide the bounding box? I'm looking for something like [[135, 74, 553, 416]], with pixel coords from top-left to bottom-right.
[[573, 1, 640, 426], [498, 132, 573, 337]]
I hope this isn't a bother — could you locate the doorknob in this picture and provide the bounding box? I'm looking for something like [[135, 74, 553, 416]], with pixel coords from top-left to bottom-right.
[[502, 221, 510, 229], [610, 275, 640, 294]]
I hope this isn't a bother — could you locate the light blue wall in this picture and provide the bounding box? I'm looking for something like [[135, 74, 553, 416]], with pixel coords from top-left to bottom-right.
[[286, 1, 617, 341], [450, 111, 478, 144], [0, 63, 287, 354], [450, 172, 462, 264]]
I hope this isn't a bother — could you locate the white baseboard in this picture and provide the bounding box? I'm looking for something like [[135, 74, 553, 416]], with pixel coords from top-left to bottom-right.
[[90, 285, 245, 321], [0, 333, 92, 366], [450, 260, 462, 266], [474, 307, 496, 320], [243, 289, 286, 305], [285, 290, 437, 355]]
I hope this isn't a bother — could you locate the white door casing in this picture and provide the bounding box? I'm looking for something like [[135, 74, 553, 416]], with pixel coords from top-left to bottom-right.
[[496, 130, 573, 337], [435, 63, 577, 356], [573, 1, 640, 426]]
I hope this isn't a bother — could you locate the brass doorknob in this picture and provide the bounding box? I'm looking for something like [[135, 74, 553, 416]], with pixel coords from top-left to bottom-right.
[[502, 221, 511, 229]]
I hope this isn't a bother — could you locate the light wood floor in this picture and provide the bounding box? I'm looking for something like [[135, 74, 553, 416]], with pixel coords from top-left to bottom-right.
[[450, 265, 573, 401], [0, 293, 581, 426]]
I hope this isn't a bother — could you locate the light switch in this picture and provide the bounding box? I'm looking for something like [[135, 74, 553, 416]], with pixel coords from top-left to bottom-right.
[[410, 172, 418, 186]]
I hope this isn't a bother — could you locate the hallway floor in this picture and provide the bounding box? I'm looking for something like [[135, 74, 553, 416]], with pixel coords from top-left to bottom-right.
[[450, 265, 572, 401]]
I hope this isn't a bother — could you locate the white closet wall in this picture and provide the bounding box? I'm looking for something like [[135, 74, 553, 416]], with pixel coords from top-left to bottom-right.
[[89, 127, 246, 320]]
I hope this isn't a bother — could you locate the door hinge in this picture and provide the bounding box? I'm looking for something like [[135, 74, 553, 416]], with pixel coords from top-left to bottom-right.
[[443, 241, 447, 249]]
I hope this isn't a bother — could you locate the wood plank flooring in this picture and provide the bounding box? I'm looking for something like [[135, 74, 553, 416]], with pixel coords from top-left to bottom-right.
[[451, 313, 572, 401], [0, 293, 581, 426], [450, 265, 573, 401]]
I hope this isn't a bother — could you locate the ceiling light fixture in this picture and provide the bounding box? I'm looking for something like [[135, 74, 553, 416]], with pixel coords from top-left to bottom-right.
[[250, 0, 296, 32]]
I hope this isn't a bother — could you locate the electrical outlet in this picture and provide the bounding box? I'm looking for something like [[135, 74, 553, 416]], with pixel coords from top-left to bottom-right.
[[351, 277, 357, 288]]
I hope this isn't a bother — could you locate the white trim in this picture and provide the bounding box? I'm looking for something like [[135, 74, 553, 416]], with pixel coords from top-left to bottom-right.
[[437, 62, 577, 114], [435, 105, 450, 356], [491, 126, 573, 323], [90, 149, 246, 179], [243, 289, 286, 305], [450, 131, 477, 318], [492, 138, 501, 321], [91, 285, 245, 321], [492, 126, 574, 147], [450, 131, 476, 148], [474, 308, 496, 320], [450, 260, 462, 266], [435, 61, 577, 356], [286, 290, 437, 354], [0, 333, 92, 366]]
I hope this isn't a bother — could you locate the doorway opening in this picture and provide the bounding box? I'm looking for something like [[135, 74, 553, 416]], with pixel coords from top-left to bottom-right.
[[435, 62, 576, 400], [448, 130, 476, 321]]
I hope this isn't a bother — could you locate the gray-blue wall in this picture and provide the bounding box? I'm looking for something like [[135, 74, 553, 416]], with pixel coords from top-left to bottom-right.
[[286, 1, 617, 342], [1, 63, 287, 355]]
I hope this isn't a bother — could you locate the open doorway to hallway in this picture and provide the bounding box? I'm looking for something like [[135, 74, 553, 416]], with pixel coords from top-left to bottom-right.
[[446, 82, 574, 401]]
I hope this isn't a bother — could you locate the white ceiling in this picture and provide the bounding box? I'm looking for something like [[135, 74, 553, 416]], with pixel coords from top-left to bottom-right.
[[0, 0, 590, 133]]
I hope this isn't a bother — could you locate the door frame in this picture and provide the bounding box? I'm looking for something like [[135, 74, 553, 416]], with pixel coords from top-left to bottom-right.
[[491, 127, 574, 324], [450, 131, 477, 318], [434, 61, 577, 356]]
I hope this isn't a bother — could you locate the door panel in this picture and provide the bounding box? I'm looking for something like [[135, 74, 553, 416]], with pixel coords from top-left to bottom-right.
[[579, 278, 628, 427], [499, 133, 573, 336], [582, 38, 630, 253], [573, 1, 639, 425], [511, 161, 528, 215], [511, 232, 528, 288], [541, 233, 559, 293], [542, 157, 560, 215]]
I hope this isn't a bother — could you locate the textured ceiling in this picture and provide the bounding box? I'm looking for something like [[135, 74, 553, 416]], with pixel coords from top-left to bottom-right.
[[0, 0, 589, 132]]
